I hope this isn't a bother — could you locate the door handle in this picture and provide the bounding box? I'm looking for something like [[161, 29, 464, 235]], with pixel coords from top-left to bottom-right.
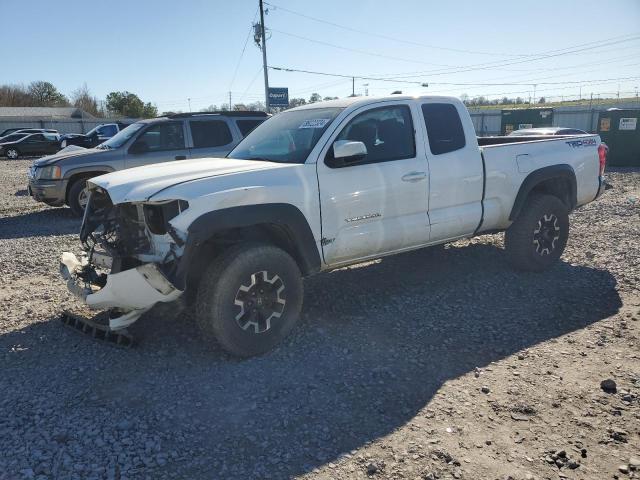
[[175, 155, 187, 160], [401, 171, 427, 182]]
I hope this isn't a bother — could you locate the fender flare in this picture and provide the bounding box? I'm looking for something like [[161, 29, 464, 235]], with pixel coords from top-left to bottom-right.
[[171, 203, 321, 289], [64, 165, 116, 182], [509, 164, 577, 221]]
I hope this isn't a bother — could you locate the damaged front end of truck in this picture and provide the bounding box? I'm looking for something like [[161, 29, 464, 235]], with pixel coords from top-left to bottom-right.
[[60, 183, 188, 331]]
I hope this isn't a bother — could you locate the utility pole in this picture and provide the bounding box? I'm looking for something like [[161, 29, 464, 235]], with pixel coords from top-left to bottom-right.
[[259, 0, 270, 112], [188, 98, 192, 112], [532, 84, 537, 104], [229, 91, 232, 111], [363, 83, 369, 96], [352, 77, 355, 97]]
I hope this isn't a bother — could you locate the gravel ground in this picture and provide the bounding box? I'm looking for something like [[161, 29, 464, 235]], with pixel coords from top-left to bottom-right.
[[0, 159, 638, 480]]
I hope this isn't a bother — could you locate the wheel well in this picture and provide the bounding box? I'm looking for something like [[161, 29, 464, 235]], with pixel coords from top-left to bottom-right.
[[509, 166, 577, 221], [184, 224, 309, 299], [529, 177, 572, 209], [65, 172, 108, 204]]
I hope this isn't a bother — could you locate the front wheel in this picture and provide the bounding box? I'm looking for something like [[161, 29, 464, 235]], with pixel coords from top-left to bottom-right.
[[196, 243, 303, 357], [5, 148, 19, 160], [67, 178, 89, 217], [504, 194, 569, 272]]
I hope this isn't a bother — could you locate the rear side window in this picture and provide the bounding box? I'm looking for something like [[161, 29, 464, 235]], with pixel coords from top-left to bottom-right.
[[421, 103, 465, 155], [190, 120, 233, 148], [236, 119, 265, 137]]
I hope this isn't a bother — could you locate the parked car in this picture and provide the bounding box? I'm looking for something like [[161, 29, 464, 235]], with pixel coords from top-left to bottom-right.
[[60, 123, 131, 149], [27, 111, 268, 215], [0, 132, 61, 159], [508, 127, 588, 136], [59, 95, 607, 357], [0, 127, 58, 137]]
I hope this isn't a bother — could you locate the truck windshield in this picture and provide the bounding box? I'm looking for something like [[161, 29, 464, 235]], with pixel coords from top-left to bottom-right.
[[99, 123, 145, 149], [228, 107, 343, 163]]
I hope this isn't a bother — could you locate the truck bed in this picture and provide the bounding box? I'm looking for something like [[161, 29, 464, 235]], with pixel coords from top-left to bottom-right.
[[477, 134, 601, 232]]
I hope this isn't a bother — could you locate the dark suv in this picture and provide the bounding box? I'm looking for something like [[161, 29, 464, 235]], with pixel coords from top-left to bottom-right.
[[27, 111, 267, 215]]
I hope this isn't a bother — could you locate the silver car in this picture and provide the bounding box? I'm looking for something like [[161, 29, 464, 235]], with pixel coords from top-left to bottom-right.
[[27, 111, 267, 216]]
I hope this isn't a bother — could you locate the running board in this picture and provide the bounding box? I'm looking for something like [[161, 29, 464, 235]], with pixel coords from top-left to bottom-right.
[[60, 310, 136, 348]]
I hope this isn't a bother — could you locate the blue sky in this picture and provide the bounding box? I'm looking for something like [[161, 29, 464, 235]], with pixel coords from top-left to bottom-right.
[[2, 0, 639, 112]]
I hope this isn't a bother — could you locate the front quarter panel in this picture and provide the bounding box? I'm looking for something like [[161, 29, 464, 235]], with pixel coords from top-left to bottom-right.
[[156, 163, 323, 257]]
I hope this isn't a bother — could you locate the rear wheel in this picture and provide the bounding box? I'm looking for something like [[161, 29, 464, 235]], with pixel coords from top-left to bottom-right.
[[196, 243, 303, 357], [5, 148, 19, 160], [504, 194, 569, 271], [68, 178, 89, 217]]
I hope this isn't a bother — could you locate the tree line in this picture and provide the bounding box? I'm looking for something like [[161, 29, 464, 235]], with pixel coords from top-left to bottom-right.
[[0, 81, 158, 118], [185, 93, 339, 116]]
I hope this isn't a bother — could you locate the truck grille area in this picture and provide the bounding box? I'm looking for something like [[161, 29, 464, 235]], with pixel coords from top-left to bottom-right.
[[80, 188, 150, 262]]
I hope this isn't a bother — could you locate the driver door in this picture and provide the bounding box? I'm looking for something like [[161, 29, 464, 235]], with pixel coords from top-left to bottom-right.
[[126, 121, 190, 168], [316, 102, 430, 266]]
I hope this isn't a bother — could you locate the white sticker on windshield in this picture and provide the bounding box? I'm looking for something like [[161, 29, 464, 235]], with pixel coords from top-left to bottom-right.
[[299, 119, 330, 129]]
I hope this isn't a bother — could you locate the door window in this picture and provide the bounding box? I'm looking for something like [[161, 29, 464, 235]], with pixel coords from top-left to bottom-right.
[[332, 105, 415, 165], [25, 134, 45, 143], [189, 120, 233, 148], [421, 103, 466, 155], [133, 122, 185, 152], [235, 119, 265, 137]]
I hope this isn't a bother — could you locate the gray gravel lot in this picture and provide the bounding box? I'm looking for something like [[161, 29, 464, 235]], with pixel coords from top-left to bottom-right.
[[0, 159, 638, 480]]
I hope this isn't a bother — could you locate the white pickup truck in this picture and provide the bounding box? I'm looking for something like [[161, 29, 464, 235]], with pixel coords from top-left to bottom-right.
[[60, 95, 607, 356]]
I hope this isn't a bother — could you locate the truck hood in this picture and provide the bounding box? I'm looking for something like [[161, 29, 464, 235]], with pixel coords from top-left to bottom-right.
[[33, 146, 98, 166], [89, 157, 294, 204]]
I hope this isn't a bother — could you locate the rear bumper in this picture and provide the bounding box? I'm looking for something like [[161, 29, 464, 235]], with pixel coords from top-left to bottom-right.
[[28, 178, 67, 206], [60, 252, 183, 329]]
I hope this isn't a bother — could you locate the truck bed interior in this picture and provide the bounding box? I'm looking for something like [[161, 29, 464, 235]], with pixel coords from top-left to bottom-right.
[[477, 135, 584, 146]]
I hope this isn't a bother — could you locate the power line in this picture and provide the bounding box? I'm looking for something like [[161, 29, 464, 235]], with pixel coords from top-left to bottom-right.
[[228, 7, 259, 91], [269, 28, 457, 68], [367, 35, 640, 78], [265, 1, 539, 58], [270, 65, 640, 88], [269, 65, 429, 85]]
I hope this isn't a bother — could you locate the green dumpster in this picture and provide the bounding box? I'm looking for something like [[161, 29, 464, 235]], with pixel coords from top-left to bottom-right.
[[597, 109, 640, 167], [501, 108, 554, 135]]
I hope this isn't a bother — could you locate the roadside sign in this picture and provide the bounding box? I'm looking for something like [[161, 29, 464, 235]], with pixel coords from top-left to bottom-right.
[[268, 87, 289, 107], [619, 117, 637, 131]]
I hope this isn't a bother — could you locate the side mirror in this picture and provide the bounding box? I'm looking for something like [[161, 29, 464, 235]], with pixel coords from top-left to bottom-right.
[[129, 141, 149, 154], [327, 140, 367, 167]]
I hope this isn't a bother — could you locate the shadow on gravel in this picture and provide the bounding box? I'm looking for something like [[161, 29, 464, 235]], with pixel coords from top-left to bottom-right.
[[0, 207, 79, 239], [0, 243, 622, 478]]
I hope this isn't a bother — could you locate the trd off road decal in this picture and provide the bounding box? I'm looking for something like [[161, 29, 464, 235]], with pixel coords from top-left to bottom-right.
[[565, 138, 597, 148]]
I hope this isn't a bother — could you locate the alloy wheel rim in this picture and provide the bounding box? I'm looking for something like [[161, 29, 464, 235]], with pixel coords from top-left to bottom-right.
[[78, 188, 89, 209], [533, 213, 560, 256], [234, 270, 286, 333], [7, 149, 17, 159]]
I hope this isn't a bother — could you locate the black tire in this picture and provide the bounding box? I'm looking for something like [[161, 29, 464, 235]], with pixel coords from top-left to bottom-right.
[[196, 243, 303, 357], [67, 178, 89, 217], [504, 193, 569, 272], [5, 147, 19, 160]]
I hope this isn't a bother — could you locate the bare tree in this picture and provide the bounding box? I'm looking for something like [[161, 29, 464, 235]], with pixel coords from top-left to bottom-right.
[[71, 83, 102, 117]]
